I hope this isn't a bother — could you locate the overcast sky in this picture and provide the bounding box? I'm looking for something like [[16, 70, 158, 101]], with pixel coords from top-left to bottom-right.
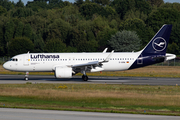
[[9, 0, 180, 5]]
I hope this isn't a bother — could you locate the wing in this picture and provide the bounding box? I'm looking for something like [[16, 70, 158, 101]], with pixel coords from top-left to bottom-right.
[[70, 50, 114, 73], [72, 61, 99, 68], [52, 49, 114, 74], [71, 50, 114, 68]]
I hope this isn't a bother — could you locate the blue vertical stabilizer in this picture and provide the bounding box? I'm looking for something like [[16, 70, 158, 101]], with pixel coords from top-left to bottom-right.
[[129, 24, 172, 70], [141, 24, 172, 56]]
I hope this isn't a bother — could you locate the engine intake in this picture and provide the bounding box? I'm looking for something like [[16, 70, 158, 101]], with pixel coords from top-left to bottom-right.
[[55, 67, 72, 78]]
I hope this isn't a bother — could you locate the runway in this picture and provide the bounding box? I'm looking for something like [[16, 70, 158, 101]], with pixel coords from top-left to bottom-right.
[[0, 108, 179, 120], [0, 74, 179, 85]]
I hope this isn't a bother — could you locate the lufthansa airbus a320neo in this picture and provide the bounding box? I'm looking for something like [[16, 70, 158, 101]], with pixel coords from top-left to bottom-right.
[[3, 24, 176, 81]]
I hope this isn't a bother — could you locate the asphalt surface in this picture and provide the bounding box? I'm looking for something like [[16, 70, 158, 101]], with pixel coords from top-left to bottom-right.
[[0, 108, 179, 120], [0, 74, 179, 85]]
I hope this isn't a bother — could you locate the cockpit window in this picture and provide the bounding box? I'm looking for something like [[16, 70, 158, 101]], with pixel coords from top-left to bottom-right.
[[10, 58, 18, 61]]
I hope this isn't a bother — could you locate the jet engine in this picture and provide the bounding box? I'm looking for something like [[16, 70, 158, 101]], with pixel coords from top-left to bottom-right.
[[55, 67, 72, 78]]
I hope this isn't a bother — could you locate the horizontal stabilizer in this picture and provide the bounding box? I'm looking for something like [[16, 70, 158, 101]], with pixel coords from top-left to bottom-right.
[[165, 53, 176, 61]]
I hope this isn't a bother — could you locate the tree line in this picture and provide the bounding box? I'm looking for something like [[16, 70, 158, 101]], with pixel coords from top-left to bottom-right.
[[0, 0, 180, 57]]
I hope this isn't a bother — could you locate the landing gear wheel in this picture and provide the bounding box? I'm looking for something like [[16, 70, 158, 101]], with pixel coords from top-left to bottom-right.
[[82, 75, 88, 81], [25, 72, 29, 81], [25, 77, 28, 81]]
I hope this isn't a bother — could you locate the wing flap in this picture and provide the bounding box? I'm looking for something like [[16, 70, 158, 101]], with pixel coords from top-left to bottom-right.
[[72, 61, 99, 68]]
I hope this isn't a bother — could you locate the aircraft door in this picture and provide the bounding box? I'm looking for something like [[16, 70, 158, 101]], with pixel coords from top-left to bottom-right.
[[137, 54, 143, 64], [23, 53, 29, 66]]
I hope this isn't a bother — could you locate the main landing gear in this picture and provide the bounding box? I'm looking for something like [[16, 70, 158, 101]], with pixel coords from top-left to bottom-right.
[[82, 70, 88, 81], [82, 75, 88, 81], [24, 72, 29, 81]]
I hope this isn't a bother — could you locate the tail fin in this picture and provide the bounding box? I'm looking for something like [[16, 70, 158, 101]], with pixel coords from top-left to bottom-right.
[[129, 25, 172, 70], [141, 24, 172, 56]]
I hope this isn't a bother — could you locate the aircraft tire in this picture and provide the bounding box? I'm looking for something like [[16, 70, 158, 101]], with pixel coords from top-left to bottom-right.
[[82, 75, 88, 81], [25, 77, 28, 81]]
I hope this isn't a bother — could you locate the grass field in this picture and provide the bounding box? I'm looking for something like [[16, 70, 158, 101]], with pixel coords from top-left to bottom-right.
[[0, 83, 180, 116]]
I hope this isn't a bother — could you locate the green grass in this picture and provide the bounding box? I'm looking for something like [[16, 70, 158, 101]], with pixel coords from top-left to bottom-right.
[[0, 83, 180, 115]]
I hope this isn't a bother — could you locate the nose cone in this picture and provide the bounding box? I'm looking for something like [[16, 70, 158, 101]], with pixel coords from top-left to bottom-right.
[[3, 62, 11, 70]]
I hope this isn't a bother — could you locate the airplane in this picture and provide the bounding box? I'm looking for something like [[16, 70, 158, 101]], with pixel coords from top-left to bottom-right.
[[3, 24, 176, 81]]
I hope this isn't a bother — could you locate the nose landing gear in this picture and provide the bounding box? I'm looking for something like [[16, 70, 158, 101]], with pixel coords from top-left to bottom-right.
[[24, 72, 29, 81]]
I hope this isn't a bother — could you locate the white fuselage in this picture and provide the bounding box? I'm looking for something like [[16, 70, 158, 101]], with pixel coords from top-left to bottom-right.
[[3, 52, 141, 72]]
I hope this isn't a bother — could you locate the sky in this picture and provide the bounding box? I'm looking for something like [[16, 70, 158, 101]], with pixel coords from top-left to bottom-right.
[[9, 0, 180, 5]]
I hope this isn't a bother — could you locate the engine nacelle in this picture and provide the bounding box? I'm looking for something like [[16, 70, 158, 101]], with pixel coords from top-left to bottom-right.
[[55, 67, 72, 78]]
